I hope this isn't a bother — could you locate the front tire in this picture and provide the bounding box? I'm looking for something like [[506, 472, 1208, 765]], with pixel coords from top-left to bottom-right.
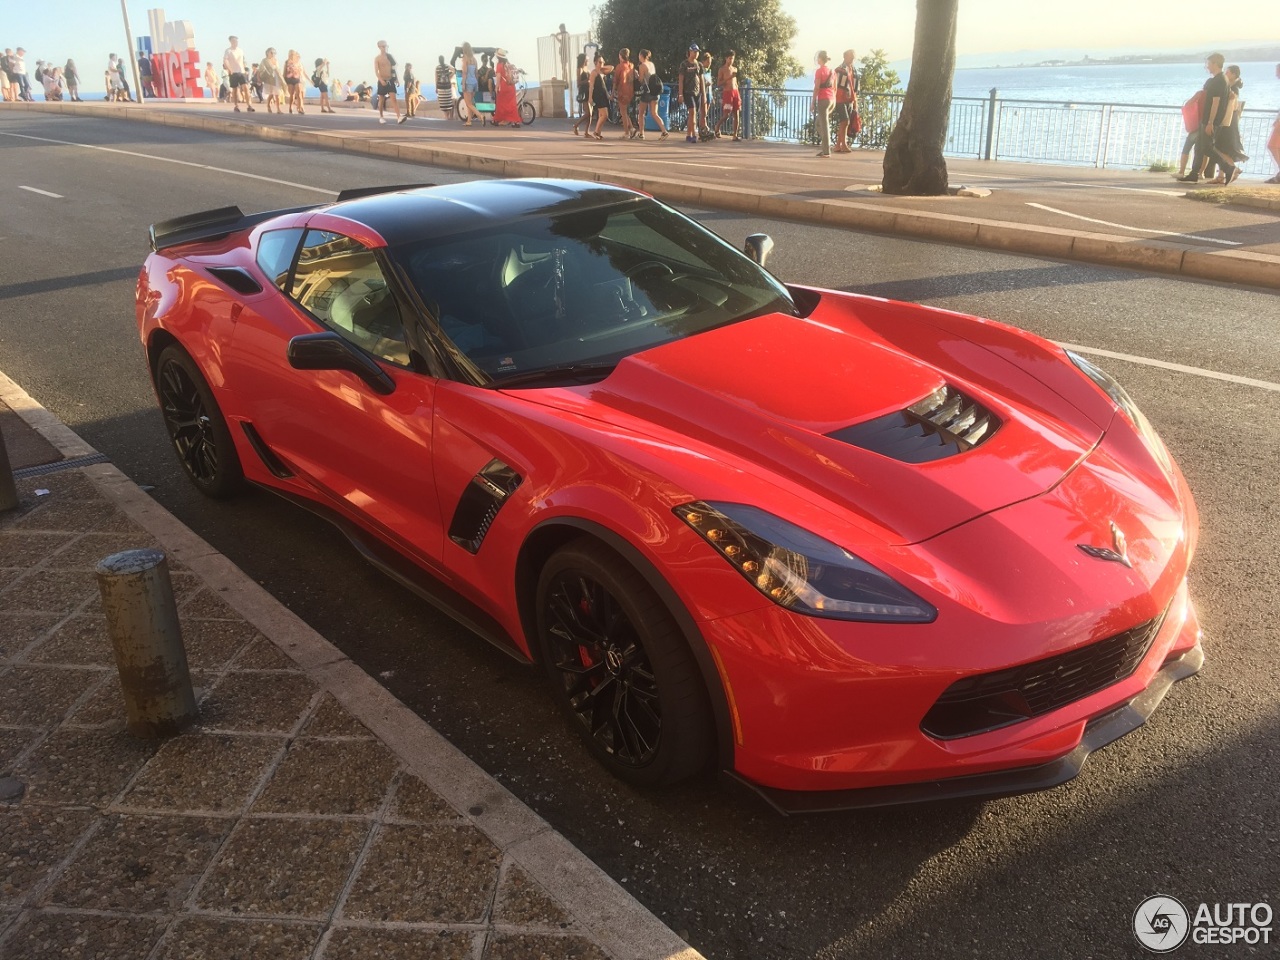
[[519, 101, 535, 125], [156, 344, 244, 499], [536, 538, 713, 787]]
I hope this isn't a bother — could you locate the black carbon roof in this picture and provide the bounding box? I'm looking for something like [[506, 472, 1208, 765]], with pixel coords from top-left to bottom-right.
[[327, 179, 644, 245]]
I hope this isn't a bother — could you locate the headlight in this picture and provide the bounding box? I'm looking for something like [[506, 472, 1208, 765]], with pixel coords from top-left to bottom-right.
[[1067, 351, 1172, 475], [676, 501, 936, 623]]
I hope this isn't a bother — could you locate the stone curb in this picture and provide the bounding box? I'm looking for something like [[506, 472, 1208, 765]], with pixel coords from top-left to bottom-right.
[[17, 100, 1280, 291], [0, 368, 703, 960]]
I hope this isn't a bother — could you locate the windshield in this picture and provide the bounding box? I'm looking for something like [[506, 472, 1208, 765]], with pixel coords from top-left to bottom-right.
[[391, 196, 796, 385]]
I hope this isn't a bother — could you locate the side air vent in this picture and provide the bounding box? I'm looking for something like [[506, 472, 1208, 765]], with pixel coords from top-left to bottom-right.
[[208, 266, 263, 296], [239, 422, 294, 478], [448, 460, 523, 554], [827, 384, 1000, 463]]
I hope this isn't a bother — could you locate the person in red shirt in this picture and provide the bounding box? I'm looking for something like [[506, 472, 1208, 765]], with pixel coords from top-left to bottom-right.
[[833, 49, 859, 153]]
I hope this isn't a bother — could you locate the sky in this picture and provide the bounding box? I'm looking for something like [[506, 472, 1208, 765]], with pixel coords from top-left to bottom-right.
[[2, 1, 1277, 91]]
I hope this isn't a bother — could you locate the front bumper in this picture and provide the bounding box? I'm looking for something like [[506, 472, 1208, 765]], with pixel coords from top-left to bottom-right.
[[729, 641, 1203, 814]]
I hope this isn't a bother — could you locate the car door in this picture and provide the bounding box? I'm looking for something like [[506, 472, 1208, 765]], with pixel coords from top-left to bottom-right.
[[226, 225, 445, 568]]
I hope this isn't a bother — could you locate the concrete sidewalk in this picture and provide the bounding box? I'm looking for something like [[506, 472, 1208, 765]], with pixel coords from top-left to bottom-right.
[[0, 373, 702, 960], [10, 99, 1280, 290]]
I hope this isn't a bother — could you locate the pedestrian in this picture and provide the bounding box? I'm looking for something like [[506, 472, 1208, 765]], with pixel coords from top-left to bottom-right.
[[259, 48, 283, 113], [614, 47, 635, 139], [1206, 65, 1248, 183], [136, 51, 154, 98], [699, 50, 714, 136], [676, 43, 702, 143], [224, 36, 253, 113], [374, 40, 405, 124], [715, 50, 741, 140], [14, 48, 32, 101], [203, 62, 217, 100], [812, 50, 835, 157], [636, 49, 669, 140], [250, 63, 264, 102], [455, 42, 481, 126], [106, 53, 125, 102], [40, 65, 64, 101], [493, 49, 521, 128], [833, 49, 859, 152], [587, 52, 613, 140], [64, 58, 81, 101], [284, 49, 305, 114], [435, 56, 456, 117], [2, 49, 17, 102], [570, 53, 590, 135], [403, 62, 417, 117], [1178, 53, 1238, 184], [1268, 64, 1280, 184], [314, 58, 333, 113]]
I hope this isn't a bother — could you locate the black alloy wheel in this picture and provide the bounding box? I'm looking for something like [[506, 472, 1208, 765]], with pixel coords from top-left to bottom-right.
[[156, 344, 244, 499], [537, 538, 713, 786]]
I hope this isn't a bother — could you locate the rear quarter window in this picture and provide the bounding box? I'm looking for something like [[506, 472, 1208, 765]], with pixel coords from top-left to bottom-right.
[[256, 228, 304, 291]]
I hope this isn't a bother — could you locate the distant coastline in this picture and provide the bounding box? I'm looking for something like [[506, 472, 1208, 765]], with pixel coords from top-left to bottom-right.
[[970, 46, 1280, 71]]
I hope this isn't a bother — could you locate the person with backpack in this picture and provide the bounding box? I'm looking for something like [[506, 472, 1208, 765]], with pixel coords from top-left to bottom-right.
[[313, 57, 334, 113], [636, 49, 669, 140], [676, 43, 703, 143]]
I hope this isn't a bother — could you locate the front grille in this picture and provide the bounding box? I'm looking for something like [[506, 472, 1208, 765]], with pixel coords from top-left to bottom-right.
[[827, 384, 1000, 463], [921, 614, 1165, 740]]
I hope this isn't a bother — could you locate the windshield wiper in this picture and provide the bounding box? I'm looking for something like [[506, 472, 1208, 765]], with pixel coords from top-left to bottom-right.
[[490, 362, 619, 389]]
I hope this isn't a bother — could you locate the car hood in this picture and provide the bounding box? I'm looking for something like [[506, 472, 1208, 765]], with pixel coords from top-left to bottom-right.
[[518, 309, 1104, 544]]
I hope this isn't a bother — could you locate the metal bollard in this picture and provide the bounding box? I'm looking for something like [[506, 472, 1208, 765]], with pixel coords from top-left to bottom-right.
[[0, 426, 18, 513], [95, 548, 198, 737]]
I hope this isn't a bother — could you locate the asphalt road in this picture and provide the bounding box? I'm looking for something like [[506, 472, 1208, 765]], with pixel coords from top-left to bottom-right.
[[2, 113, 1278, 959]]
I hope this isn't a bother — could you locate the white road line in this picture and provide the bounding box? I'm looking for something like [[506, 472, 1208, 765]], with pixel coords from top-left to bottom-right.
[[580, 153, 737, 170], [1026, 202, 1242, 246], [0, 132, 338, 196], [18, 185, 64, 198], [1058, 342, 1280, 393]]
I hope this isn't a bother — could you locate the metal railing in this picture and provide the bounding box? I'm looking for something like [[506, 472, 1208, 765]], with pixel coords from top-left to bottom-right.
[[741, 83, 1279, 177]]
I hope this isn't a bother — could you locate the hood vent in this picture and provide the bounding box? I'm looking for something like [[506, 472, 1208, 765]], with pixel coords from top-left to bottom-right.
[[828, 384, 1000, 463]]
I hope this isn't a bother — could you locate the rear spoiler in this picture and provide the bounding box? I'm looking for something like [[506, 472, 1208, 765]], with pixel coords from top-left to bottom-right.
[[148, 184, 436, 252], [149, 204, 319, 252]]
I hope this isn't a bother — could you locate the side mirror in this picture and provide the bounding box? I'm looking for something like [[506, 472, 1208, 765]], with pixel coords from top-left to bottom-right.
[[287, 332, 396, 395], [744, 234, 774, 268]]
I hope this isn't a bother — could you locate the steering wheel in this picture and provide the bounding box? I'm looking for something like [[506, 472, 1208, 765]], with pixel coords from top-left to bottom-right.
[[625, 261, 676, 282]]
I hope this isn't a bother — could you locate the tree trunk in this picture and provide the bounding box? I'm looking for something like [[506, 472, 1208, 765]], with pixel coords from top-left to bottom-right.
[[882, 0, 958, 195]]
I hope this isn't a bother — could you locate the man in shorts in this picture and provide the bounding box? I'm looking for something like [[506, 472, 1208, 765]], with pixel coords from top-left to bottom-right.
[[374, 41, 405, 124], [716, 50, 741, 140], [676, 43, 703, 143], [223, 36, 253, 113]]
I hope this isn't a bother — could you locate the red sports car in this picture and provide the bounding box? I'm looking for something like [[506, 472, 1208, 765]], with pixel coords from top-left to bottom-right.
[[137, 180, 1202, 812]]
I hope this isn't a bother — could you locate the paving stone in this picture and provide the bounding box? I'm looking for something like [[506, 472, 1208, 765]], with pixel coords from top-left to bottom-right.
[[343, 824, 501, 923], [0, 614, 62, 660], [0, 531, 77, 567], [323, 927, 475, 960], [230, 637, 298, 672], [388, 774, 460, 824], [180, 588, 242, 620], [15, 728, 156, 806], [181, 620, 262, 671], [165, 571, 204, 606], [196, 818, 368, 917], [9, 497, 116, 534], [0, 666, 101, 726], [64, 677, 129, 728], [44, 813, 230, 912], [197, 672, 316, 734], [0, 806, 95, 905], [122, 733, 282, 813], [254, 739, 398, 816], [17, 472, 103, 504], [494, 864, 571, 927], [26, 616, 114, 666], [0, 569, 99, 615], [47, 532, 163, 569], [0, 728, 40, 771], [91, 512, 158, 536], [1, 912, 165, 959], [156, 917, 323, 960], [483, 933, 610, 960], [300, 696, 376, 739], [0, 567, 29, 591]]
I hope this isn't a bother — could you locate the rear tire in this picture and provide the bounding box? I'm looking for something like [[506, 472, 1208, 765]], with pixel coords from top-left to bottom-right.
[[536, 538, 713, 787], [155, 344, 244, 499], [519, 101, 535, 125]]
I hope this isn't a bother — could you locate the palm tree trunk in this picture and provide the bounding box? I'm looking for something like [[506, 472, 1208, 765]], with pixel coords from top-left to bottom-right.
[[882, 0, 959, 195]]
